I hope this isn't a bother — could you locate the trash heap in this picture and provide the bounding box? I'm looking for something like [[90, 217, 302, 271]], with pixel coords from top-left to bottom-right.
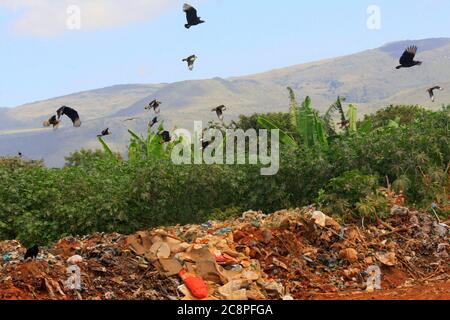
[[0, 206, 448, 300]]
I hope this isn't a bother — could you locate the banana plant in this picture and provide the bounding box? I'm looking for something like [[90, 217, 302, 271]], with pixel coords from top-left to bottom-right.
[[97, 136, 119, 163], [258, 88, 328, 150], [347, 104, 358, 133], [257, 116, 298, 147], [98, 121, 178, 163], [127, 121, 171, 162], [323, 96, 347, 135]]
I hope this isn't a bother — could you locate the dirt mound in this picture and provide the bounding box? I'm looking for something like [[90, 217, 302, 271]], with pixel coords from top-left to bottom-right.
[[0, 206, 448, 300]]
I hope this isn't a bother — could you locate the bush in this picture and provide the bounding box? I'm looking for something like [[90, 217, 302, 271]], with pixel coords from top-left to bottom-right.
[[317, 170, 380, 217], [0, 105, 448, 245]]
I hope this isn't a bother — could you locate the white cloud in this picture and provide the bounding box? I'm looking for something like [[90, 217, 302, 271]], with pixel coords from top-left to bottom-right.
[[0, 0, 180, 37]]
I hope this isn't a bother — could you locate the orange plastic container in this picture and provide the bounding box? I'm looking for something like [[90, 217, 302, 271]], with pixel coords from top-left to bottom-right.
[[179, 269, 209, 299]]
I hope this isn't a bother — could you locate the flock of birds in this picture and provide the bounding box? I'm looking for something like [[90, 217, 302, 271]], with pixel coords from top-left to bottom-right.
[[17, 5, 448, 260], [39, 6, 444, 150], [40, 4, 224, 146], [396, 46, 444, 101]]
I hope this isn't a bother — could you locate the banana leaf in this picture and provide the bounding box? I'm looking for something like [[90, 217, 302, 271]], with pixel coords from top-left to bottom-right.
[[347, 104, 358, 133], [97, 136, 118, 162], [257, 116, 298, 147]]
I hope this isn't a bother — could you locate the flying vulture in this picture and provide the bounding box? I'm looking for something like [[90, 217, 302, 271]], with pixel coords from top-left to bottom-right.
[[427, 86, 443, 102], [183, 55, 197, 71], [146, 100, 161, 113], [43, 115, 61, 129], [98, 128, 111, 137], [201, 140, 211, 150], [149, 117, 158, 128], [396, 46, 422, 69], [57, 106, 81, 127], [183, 4, 205, 29], [24, 245, 39, 260], [160, 131, 172, 143], [212, 105, 227, 121]]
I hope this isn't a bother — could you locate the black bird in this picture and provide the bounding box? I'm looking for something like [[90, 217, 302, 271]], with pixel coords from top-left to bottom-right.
[[57, 106, 81, 127], [146, 100, 161, 114], [182, 55, 197, 71], [18, 151, 23, 158], [24, 245, 39, 260], [338, 120, 350, 129], [183, 4, 205, 29], [43, 115, 61, 129], [427, 86, 443, 102], [149, 117, 158, 128], [212, 105, 227, 121], [97, 128, 111, 137], [160, 131, 172, 143], [201, 140, 211, 150], [396, 46, 422, 69]]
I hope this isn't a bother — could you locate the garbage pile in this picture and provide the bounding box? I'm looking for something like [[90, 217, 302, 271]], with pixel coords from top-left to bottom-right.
[[0, 206, 448, 300]]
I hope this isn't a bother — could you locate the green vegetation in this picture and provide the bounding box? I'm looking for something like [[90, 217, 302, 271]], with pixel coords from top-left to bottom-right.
[[0, 98, 449, 246], [258, 89, 330, 149]]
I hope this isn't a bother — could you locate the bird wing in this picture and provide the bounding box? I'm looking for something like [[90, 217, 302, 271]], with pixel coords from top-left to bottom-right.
[[148, 100, 156, 108], [56, 107, 65, 119], [150, 117, 158, 127], [427, 88, 435, 101], [61, 107, 81, 127], [183, 4, 198, 22], [399, 46, 417, 64], [161, 131, 171, 142], [216, 109, 223, 120]]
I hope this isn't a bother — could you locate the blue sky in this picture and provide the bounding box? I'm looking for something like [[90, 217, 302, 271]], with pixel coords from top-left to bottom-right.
[[0, 0, 449, 107]]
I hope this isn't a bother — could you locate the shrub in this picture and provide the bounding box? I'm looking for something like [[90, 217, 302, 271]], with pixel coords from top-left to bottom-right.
[[0, 105, 448, 245]]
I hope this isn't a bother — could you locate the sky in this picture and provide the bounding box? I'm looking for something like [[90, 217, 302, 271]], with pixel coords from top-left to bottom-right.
[[0, 0, 449, 107]]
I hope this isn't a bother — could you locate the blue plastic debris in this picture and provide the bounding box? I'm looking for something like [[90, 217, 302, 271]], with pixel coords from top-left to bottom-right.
[[214, 227, 233, 235], [2, 253, 11, 263]]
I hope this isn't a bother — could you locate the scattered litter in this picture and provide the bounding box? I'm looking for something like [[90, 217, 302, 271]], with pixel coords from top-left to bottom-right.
[[0, 206, 448, 300], [67, 255, 83, 265], [376, 252, 398, 267]]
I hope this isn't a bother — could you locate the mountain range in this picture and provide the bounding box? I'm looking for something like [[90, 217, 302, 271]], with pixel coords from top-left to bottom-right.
[[1, 38, 450, 167]]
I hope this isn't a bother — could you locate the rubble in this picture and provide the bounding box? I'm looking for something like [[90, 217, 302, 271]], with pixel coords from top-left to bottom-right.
[[0, 206, 448, 300]]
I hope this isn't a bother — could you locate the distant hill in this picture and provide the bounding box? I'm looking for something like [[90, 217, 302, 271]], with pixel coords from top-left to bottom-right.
[[1, 38, 450, 167]]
